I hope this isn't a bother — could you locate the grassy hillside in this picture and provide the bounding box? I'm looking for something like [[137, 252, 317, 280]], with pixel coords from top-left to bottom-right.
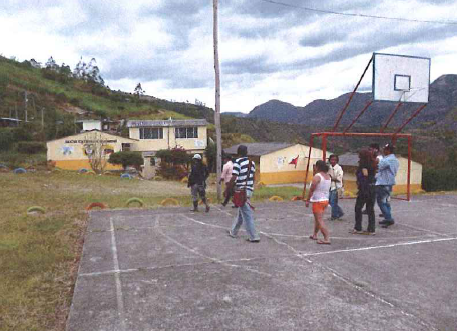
[[0, 56, 215, 139]]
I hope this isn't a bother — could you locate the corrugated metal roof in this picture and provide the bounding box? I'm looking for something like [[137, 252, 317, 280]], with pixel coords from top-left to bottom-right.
[[127, 119, 207, 128], [224, 142, 295, 156], [338, 153, 359, 167]]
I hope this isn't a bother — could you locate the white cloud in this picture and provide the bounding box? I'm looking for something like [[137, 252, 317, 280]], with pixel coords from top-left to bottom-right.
[[1, 0, 456, 113]]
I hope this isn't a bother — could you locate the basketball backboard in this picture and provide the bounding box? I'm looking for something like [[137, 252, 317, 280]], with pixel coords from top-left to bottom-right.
[[372, 53, 430, 103]]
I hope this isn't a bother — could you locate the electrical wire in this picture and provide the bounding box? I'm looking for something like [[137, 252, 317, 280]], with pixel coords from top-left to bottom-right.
[[258, 0, 457, 25]]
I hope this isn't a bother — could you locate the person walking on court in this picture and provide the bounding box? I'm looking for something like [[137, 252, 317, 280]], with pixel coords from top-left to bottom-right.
[[352, 149, 377, 235], [376, 143, 399, 228], [188, 154, 210, 212], [227, 145, 260, 243], [219, 155, 234, 207], [306, 160, 332, 245], [363, 143, 383, 215], [328, 154, 344, 220]]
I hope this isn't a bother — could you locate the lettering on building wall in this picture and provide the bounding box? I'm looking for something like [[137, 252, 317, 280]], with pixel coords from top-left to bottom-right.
[[64, 139, 118, 144]]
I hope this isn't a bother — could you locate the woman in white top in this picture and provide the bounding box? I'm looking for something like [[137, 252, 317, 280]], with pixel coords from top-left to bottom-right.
[[306, 160, 332, 244]]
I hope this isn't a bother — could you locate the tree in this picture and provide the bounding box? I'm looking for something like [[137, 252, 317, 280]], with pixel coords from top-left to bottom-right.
[[45, 56, 58, 71], [108, 151, 144, 170], [155, 148, 191, 179], [134, 83, 145, 99], [82, 131, 110, 174]]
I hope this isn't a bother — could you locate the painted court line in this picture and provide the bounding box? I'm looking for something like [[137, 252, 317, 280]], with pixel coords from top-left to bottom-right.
[[109, 218, 126, 331], [299, 237, 457, 257]]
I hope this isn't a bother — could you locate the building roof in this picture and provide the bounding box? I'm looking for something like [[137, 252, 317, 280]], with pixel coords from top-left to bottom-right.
[[127, 119, 207, 128], [338, 153, 359, 167], [224, 143, 295, 156], [46, 129, 138, 143]]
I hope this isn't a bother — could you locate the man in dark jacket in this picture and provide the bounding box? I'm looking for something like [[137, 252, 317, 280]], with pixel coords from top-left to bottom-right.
[[188, 154, 210, 212]]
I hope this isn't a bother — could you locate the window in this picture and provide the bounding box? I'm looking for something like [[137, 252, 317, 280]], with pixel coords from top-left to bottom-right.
[[122, 143, 130, 151], [175, 127, 198, 139], [140, 128, 163, 139]]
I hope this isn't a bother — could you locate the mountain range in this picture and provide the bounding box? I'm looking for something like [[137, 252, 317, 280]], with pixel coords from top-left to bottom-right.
[[246, 75, 457, 131]]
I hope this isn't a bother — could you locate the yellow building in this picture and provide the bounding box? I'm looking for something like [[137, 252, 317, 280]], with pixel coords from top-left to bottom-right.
[[46, 130, 138, 171], [47, 119, 209, 178], [224, 143, 328, 185], [127, 119, 208, 179], [339, 153, 423, 195]]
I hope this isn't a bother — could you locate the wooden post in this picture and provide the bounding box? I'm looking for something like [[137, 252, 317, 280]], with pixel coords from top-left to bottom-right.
[[213, 0, 222, 201], [41, 108, 44, 130], [24, 90, 28, 122]]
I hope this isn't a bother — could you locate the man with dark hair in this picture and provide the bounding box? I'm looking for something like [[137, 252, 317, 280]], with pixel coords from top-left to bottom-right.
[[188, 154, 210, 212], [220, 155, 234, 207], [227, 145, 260, 242], [375, 143, 399, 228], [328, 154, 344, 220]]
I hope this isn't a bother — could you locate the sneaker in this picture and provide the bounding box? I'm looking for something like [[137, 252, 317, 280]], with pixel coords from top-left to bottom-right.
[[349, 229, 364, 234], [379, 220, 389, 225], [381, 221, 395, 228], [246, 238, 260, 243], [363, 231, 376, 236], [227, 230, 237, 238], [221, 202, 226, 207]]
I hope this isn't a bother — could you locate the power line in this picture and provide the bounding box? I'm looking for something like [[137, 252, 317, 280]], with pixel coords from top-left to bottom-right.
[[258, 0, 457, 25]]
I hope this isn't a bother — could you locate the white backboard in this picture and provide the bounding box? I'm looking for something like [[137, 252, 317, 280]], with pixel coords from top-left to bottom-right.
[[373, 53, 430, 103]]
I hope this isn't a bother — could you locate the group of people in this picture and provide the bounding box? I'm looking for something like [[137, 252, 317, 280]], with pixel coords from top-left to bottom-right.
[[187, 142, 399, 245], [187, 145, 260, 242], [307, 143, 399, 244]]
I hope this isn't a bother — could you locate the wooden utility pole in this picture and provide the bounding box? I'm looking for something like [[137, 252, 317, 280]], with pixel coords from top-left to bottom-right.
[[213, 0, 222, 201], [24, 90, 28, 122]]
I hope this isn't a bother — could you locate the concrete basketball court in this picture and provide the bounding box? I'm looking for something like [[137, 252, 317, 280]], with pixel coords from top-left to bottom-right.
[[67, 194, 457, 331]]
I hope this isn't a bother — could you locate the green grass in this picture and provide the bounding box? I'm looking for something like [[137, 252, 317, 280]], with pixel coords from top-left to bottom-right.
[[0, 170, 303, 331]]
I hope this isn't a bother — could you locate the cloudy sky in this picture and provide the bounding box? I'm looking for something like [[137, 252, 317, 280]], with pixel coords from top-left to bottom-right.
[[1, 0, 456, 113]]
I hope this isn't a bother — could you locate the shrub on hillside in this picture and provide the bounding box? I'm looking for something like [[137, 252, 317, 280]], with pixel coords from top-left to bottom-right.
[[17, 142, 47, 154], [0, 128, 15, 151], [108, 151, 143, 170], [422, 168, 457, 192]]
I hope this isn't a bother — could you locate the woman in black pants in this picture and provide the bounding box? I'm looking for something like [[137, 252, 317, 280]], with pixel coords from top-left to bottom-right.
[[352, 149, 377, 235]]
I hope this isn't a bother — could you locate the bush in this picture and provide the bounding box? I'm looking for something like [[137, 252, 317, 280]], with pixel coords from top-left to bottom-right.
[[422, 168, 457, 192], [17, 142, 47, 154], [0, 128, 15, 151], [108, 151, 143, 170], [155, 148, 191, 180]]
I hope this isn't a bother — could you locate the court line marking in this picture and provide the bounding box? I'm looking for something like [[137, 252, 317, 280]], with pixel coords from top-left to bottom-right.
[[157, 215, 272, 278], [109, 217, 126, 331], [298, 237, 457, 258]]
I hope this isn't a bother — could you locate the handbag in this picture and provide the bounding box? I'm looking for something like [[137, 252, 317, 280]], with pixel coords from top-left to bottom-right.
[[232, 160, 252, 208]]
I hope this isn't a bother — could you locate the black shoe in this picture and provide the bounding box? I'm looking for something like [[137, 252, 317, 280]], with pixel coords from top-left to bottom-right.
[[381, 221, 395, 228], [246, 238, 260, 243], [221, 202, 227, 207]]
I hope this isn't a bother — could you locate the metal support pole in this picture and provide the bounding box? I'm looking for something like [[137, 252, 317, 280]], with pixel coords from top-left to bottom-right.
[[394, 104, 427, 134], [381, 102, 402, 133], [322, 134, 328, 161], [332, 56, 373, 132], [343, 101, 373, 133], [407, 136, 412, 201], [303, 134, 315, 198]]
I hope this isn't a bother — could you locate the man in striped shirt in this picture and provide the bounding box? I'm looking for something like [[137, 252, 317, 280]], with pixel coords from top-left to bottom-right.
[[227, 145, 260, 242]]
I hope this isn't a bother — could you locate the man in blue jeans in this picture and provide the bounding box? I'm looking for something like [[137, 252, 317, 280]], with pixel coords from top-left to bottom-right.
[[227, 145, 260, 243], [375, 143, 399, 228], [328, 154, 344, 220]]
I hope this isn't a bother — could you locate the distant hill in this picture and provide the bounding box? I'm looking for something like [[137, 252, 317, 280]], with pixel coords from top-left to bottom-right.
[[221, 111, 248, 118], [247, 75, 457, 131]]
